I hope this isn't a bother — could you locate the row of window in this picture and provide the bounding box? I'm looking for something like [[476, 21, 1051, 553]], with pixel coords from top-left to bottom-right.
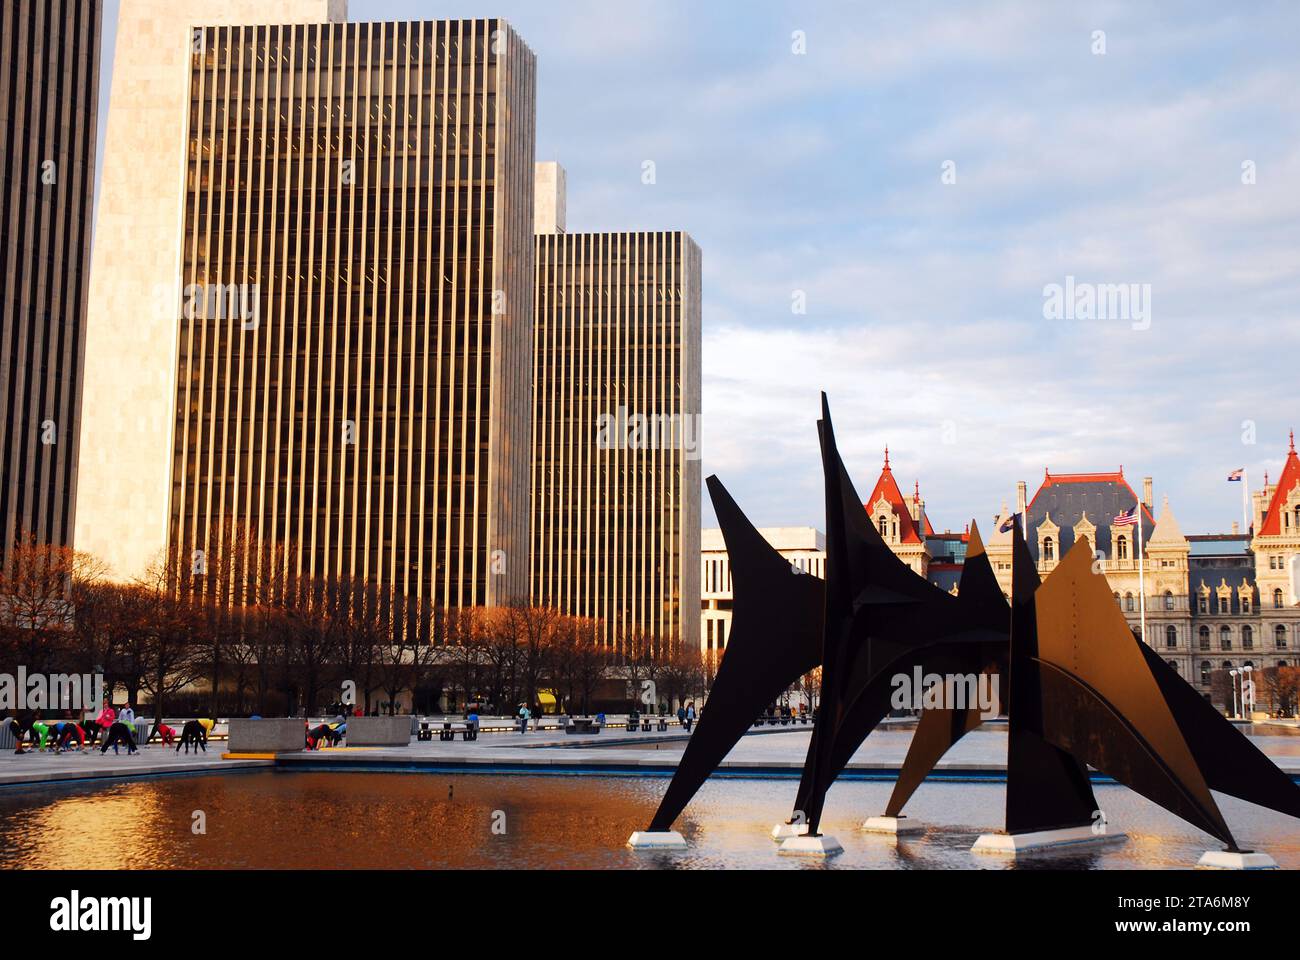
[[1156, 623, 1292, 650], [1114, 588, 1287, 613]]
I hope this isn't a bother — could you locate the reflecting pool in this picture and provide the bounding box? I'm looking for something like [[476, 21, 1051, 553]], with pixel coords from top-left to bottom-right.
[[2, 769, 1298, 869]]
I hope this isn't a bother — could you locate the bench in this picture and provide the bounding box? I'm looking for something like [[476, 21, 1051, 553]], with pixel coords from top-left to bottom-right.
[[462, 723, 478, 742], [565, 718, 600, 735], [439, 722, 456, 742]]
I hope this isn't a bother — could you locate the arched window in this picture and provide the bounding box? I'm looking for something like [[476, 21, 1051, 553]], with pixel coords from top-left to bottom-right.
[[1117, 536, 1128, 560], [1275, 588, 1285, 609], [878, 516, 888, 537], [1220, 626, 1232, 650], [1222, 660, 1233, 670], [1043, 537, 1055, 561], [1242, 625, 1253, 650], [1200, 661, 1211, 685], [1113, 592, 1121, 606], [1165, 625, 1177, 648], [1276, 624, 1289, 650], [1164, 591, 1174, 611], [1166, 660, 1179, 674], [1125, 593, 1135, 612], [1199, 626, 1210, 651]]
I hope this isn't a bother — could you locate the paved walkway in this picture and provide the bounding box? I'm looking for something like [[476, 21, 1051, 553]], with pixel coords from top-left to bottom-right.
[[4, 720, 1297, 789]]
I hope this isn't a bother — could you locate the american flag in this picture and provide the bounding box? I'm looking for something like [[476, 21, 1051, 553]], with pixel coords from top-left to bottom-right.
[[1228, 469, 1244, 482], [1113, 506, 1139, 527]]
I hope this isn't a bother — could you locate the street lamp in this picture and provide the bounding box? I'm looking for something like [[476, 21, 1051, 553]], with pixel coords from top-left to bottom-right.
[[1242, 665, 1255, 718], [1229, 669, 1239, 719]]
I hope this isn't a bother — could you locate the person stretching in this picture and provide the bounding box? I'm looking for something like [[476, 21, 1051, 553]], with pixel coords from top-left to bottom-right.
[[176, 720, 207, 754], [54, 721, 85, 753], [154, 723, 177, 748], [100, 721, 138, 755]]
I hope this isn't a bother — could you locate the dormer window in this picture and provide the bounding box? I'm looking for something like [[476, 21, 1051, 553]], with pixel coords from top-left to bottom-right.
[[1116, 536, 1128, 560], [878, 515, 888, 538], [1043, 537, 1055, 561]]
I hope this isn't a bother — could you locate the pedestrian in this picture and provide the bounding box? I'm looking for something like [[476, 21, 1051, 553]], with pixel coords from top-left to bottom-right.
[[119, 703, 136, 727], [87, 703, 115, 748], [518, 704, 531, 734], [677, 704, 687, 728], [685, 701, 696, 733]]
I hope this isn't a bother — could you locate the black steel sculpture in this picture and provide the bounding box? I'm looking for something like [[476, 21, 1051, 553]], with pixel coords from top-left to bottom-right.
[[644, 476, 823, 834], [634, 393, 1300, 863]]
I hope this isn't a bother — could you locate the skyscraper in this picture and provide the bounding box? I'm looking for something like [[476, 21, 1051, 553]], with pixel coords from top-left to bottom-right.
[[80, 6, 538, 627], [77, 1, 347, 581], [0, 0, 103, 570], [531, 166, 702, 650]]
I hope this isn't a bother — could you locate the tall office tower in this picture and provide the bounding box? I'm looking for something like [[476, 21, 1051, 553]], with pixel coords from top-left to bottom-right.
[[169, 17, 537, 625], [78, 1, 347, 581], [531, 167, 702, 650], [0, 0, 103, 572]]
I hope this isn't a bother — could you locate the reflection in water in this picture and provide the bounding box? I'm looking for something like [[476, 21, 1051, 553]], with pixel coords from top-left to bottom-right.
[[2, 771, 1299, 869]]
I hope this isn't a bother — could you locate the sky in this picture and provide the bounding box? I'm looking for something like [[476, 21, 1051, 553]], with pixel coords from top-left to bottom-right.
[[96, 0, 1300, 536]]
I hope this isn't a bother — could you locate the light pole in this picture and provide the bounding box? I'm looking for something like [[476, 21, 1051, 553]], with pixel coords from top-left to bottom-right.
[[1242, 665, 1255, 718], [1229, 669, 1240, 719]]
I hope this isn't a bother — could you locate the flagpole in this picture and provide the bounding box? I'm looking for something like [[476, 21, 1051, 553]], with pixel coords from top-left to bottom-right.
[[1137, 500, 1147, 644], [1242, 469, 1250, 537]]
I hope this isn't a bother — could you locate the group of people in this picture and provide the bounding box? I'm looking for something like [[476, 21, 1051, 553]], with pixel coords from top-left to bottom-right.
[[5, 706, 215, 756], [305, 717, 348, 750]]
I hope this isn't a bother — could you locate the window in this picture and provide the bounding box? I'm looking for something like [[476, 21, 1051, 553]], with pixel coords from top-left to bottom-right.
[[1242, 594, 1252, 614], [1166, 660, 1179, 674], [1220, 626, 1232, 650], [1165, 625, 1177, 648], [1164, 591, 1174, 611], [878, 516, 888, 537], [1125, 593, 1135, 612], [1275, 589, 1285, 609], [1277, 624, 1289, 650], [1199, 626, 1210, 651], [1043, 537, 1055, 561], [1198, 593, 1209, 614], [1243, 625, 1254, 650], [1218, 594, 1231, 615], [1200, 661, 1211, 685], [1117, 536, 1128, 560]]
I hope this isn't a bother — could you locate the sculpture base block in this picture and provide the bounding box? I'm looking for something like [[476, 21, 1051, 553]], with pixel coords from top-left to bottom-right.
[[972, 825, 1126, 855], [1197, 850, 1278, 870], [862, 816, 924, 836], [626, 831, 687, 850], [778, 834, 843, 857], [771, 821, 810, 841]]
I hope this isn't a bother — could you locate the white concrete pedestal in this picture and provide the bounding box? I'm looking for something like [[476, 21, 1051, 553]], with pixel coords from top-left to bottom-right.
[[1197, 850, 1278, 870], [972, 825, 1126, 855], [862, 815, 924, 836], [778, 834, 843, 857], [626, 831, 687, 850], [771, 821, 810, 841]]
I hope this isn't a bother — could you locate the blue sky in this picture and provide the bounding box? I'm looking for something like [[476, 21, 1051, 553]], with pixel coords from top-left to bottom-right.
[[97, 1, 1300, 535]]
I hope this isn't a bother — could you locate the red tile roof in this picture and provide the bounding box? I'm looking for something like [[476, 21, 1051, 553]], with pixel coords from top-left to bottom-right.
[[863, 448, 924, 544], [1259, 432, 1300, 537]]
